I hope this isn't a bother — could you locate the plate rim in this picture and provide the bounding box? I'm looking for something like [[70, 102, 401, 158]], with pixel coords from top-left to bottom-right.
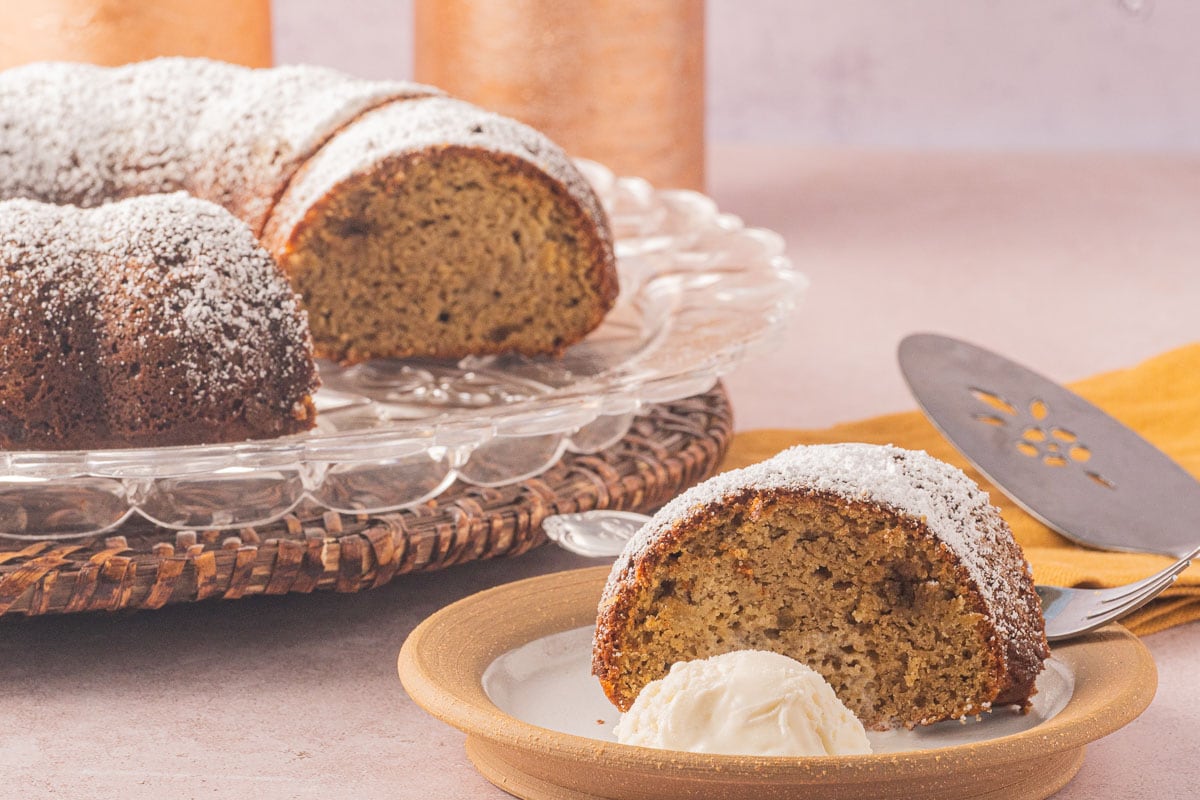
[[399, 565, 1157, 789]]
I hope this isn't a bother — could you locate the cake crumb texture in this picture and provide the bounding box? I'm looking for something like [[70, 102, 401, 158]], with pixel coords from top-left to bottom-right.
[[263, 97, 616, 362]]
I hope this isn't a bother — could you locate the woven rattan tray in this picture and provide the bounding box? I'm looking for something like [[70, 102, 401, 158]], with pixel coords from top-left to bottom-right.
[[0, 385, 731, 616]]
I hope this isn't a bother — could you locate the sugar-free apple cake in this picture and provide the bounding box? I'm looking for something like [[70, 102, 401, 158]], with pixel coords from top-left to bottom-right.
[[0, 58, 617, 363]]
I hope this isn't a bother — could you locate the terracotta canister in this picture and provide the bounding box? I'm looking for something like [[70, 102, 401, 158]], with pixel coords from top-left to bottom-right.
[[0, 0, 272, 69], [414, 0, 706, 190]]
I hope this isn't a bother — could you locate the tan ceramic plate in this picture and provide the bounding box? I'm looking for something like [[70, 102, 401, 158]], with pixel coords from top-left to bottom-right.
[[398, 566, 1157, 800]]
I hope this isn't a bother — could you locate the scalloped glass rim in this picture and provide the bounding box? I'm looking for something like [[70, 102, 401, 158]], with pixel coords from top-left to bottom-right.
[[0, 160, 807, 540]]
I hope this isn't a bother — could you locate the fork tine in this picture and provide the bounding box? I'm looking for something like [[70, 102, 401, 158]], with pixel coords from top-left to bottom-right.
[[1096, 556, 1193, 604], [1087, 574, 1182, 621], [1043, 546, 1197, 641], [1097, 561, 1189, 605]]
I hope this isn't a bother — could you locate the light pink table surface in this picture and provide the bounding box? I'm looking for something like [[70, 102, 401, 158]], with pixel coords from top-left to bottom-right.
[[3, 146, 1198, 798]]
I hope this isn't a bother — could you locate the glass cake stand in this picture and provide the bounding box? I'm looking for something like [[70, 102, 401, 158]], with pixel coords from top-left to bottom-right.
[[0, 161, 807, 540]]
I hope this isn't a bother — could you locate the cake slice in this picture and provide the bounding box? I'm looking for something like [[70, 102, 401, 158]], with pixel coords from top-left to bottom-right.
[[592, 443, 1049, 729]]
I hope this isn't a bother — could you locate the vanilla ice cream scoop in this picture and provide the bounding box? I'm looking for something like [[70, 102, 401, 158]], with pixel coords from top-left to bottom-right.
[[613, 650, 872, 756]]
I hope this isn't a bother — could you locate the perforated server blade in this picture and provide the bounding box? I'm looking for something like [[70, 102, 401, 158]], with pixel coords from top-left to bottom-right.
[[898, 333, 1199, 558]]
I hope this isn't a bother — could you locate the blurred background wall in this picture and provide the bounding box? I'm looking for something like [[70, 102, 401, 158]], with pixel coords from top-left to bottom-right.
[[274, 0, 1200, 152]]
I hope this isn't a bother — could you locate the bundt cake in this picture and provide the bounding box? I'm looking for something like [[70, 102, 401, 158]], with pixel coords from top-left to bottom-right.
[[0, 58, 617, 363], [593, 443, 1049, 730], [0, 193, 318, 450]]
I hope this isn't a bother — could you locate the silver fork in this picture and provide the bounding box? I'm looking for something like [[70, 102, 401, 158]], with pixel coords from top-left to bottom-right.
[[542, 511, 1198, 642], [1035, 544, 1198, 641]]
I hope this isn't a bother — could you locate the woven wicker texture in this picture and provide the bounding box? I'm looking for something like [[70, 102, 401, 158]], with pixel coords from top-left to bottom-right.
[[0, 386, 731, 616]]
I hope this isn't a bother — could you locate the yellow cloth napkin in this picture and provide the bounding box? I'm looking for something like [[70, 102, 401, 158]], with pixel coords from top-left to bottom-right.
[[722, 343, 1200, 636]]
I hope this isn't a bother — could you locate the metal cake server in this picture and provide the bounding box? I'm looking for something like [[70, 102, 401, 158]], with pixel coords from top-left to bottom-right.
[[543, 510, 1197, 641], [898, 333, 1200, 559]]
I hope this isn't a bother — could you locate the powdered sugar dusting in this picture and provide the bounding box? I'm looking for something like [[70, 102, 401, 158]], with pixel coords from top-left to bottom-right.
[[0, 193, 316, 433], [0, 58, 439, 234], [264, 96, 611, 250], [604, 443, 1040, 652]]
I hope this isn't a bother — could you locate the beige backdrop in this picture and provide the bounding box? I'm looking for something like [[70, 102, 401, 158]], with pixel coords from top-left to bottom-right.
[[274, 0, 1200, 150]]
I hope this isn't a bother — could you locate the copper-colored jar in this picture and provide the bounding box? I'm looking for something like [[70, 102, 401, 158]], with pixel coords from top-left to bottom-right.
[[0, 0, 272, 69], [415, 0, 705, 190]]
